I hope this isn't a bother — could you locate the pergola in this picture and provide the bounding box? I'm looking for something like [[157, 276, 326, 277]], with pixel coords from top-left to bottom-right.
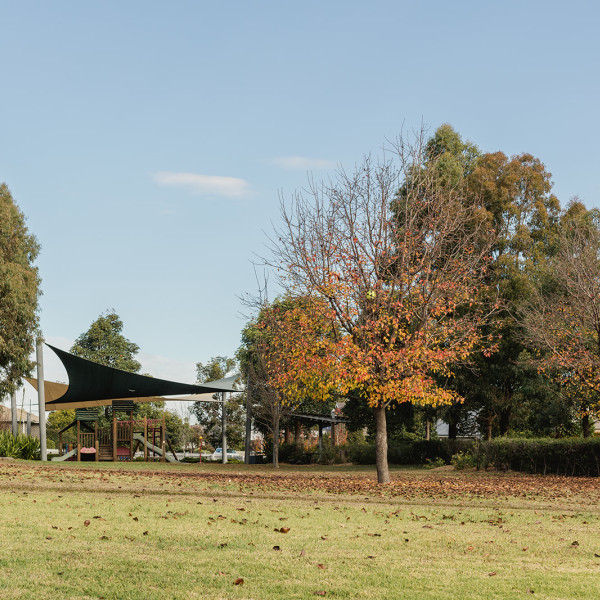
[[288, 412, 349, 451]]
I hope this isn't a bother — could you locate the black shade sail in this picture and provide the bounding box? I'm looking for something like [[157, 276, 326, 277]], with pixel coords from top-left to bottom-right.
[[45, 344, 238, 408]]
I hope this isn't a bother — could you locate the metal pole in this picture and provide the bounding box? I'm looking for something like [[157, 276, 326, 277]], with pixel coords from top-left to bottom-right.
[[244, 377, 251, 464], [318, 423, 323, 457], [11, 390, 18, 437], [221, 391, 227, 464], [36, 340, 47, 461]]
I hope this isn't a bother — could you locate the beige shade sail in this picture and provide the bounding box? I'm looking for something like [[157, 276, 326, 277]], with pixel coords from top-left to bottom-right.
[[25, 378, 171, 411]]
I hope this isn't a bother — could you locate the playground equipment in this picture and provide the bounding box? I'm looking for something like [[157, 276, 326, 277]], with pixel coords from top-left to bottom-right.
[[26, 343, 240, 463], [55, 400, 177, 462]]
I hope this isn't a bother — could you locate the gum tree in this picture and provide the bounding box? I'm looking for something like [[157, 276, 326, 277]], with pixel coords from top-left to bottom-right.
[[70, 310, 141, 373], [0, 184, 41, 398]]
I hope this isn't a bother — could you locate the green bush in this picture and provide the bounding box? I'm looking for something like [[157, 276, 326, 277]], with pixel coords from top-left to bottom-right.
[[348, 439, 473, 466], [278, 442, 308, 464], [471, 438, 600, 476], [451, 451, 477, 470], [0, 432, 41, 460], [425, 457, 446, 469]]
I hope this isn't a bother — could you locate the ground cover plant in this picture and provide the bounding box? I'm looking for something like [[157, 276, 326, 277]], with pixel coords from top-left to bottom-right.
[[0, 462, 599, 599]]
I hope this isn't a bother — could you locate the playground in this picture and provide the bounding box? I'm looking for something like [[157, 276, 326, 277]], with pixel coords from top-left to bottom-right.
[[21, 343, 241, 464], [55, 402, 177, 463], [0, 460, 599, 600]]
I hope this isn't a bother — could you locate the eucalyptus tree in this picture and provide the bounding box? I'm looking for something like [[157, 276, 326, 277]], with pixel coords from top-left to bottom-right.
[[0, 184, 41, 398]]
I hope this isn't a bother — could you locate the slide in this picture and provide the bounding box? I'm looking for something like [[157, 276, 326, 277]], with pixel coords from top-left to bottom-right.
[[132, 433, 178, 463], [52, 448, 77, 461]]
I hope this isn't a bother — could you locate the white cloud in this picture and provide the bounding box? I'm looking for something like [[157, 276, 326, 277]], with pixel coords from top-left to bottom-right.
[[270, 156, 336, 171], [154, 172, 251, 197]]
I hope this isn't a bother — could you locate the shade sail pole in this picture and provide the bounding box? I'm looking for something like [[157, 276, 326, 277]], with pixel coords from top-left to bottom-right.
[[244, 377, 251, 464], [221, 391, 227, 464], [36, 340, 47, 461], [11, 390, 18, 437]]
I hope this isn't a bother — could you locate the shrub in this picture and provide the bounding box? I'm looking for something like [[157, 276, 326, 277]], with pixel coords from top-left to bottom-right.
[[347, 439, 473, 466], [425, 457, 446, 469], [471, 438, 600, 476], [0, 432, 41, 460], [279, 442, 307, 464], [451, 451, 476, 470]]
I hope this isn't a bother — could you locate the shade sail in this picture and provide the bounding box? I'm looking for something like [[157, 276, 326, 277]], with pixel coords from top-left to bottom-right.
[[25, 378, 177, 411], [40, 344, 239, 409]]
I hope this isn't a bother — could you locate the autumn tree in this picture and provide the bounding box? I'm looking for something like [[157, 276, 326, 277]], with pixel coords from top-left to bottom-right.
[[267, 132, 497, 483], [522, 202, 600, 436], [70, 310, 141, 373], [238, 295, 335, 466], [0, 184, 41, 398]]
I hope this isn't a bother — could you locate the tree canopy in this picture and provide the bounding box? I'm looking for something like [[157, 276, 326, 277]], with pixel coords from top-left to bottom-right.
[[0, 184, 41, 398], [70, 310, 141, 373]]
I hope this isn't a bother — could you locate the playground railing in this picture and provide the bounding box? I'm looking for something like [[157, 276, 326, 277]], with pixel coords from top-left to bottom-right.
[[131, 419, 163, 428], [80, 432, 95, 448], [98, 429, 111, 445], [117, 421, 132, 442]]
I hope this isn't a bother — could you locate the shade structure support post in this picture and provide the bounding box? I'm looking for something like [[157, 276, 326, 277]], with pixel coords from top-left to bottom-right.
[[160, 412, 166, 463], [244, 377, 251, 464], [95, 421, 99, 462], [129, 410, 134, 462], [27, 413, 31, 437], [36, 340, 47, 461], [222, 392, 227, 464], [11, 390, 18, 437], [112, 413, 117, 462], [144, 417, 148, 461], [318, 423, 323, 458], [77, 418, 81, 462]]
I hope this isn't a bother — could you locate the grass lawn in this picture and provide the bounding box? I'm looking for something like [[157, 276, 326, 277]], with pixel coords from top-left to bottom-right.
[[0, 461, 599, 599]]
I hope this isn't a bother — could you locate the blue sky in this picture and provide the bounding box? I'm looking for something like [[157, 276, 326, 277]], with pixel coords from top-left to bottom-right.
[[1, 0, 599, 394]]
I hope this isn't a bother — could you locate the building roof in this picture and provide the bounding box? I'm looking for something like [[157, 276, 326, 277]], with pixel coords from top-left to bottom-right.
[[0, 405, 39, 423]]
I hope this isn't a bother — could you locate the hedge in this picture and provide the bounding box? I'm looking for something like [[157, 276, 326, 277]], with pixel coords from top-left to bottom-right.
[[348, 439, 473, 465], [471, 438, 600, 477]]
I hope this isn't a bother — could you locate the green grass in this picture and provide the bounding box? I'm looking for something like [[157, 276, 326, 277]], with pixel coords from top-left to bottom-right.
[[0, 462, 599, 599]]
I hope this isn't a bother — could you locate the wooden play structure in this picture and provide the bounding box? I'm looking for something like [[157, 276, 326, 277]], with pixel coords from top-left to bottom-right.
[[56, 400, 177, 462]]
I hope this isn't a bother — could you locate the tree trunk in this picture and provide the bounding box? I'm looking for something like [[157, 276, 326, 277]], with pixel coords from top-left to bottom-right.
[[499, 405, 511, 436], [448, 420, 458, 440], [294, 419, 301, 444], [425, 419, 430, 441], [373, 405, 390, 484], [272, 413, 280, 468], [284, 426, 292, 445], [486, 418, 493, 441], [582, 413, 591, 438]]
